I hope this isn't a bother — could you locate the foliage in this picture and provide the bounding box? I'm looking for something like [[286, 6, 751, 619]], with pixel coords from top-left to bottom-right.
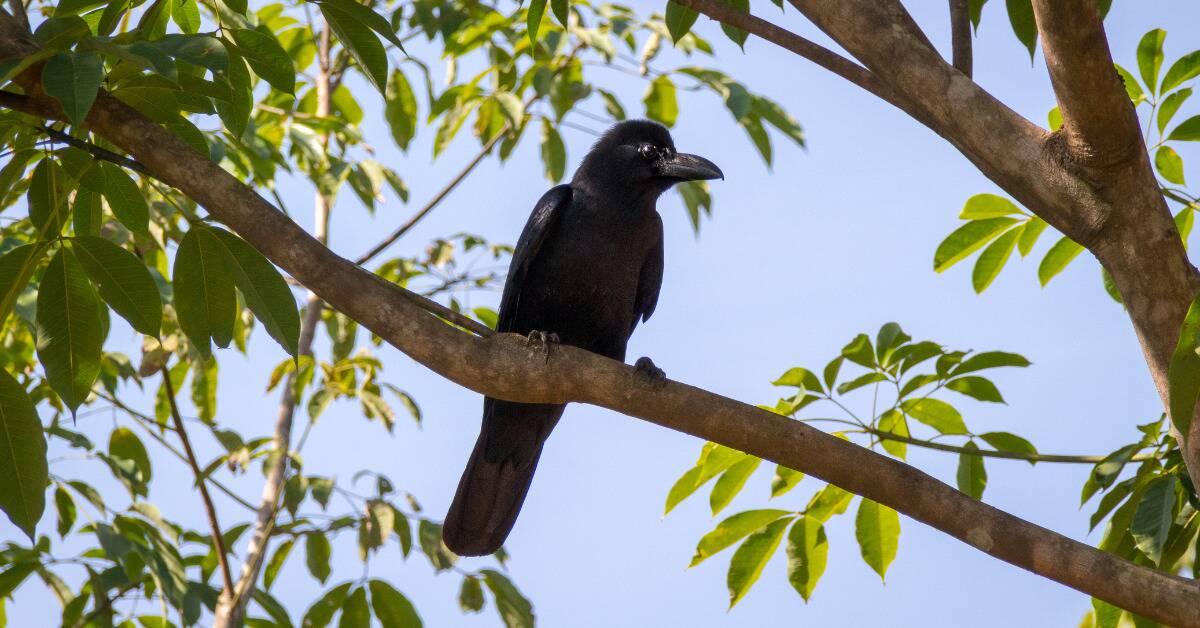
[[934, 29, 1200, 300], [0, 0, 801, 624]]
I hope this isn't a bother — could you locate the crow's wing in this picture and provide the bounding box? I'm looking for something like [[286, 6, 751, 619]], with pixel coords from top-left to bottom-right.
[[632, 216, 664, 330], [496, 184, 573, 333]]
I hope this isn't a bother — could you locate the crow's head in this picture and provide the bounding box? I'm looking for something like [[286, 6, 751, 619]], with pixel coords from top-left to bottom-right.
[[574, 119, 722, 198]]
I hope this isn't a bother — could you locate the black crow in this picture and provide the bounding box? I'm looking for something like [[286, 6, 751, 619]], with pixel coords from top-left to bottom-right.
[[442, 119, 723, 556]]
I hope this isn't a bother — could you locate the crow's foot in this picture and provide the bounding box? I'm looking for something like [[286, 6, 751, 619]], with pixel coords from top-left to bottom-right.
[[634, 356, 666, 388], [525, 330, 560, 361]]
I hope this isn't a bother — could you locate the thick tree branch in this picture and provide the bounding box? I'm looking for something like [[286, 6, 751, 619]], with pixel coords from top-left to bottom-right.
[[2, 70, 1196, 628], [1031, 0, 1142, 166], [948, 0, 972, 77]]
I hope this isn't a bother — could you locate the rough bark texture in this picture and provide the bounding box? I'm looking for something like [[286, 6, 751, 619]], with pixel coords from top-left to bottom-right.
[[3, 2, 1200, 623]]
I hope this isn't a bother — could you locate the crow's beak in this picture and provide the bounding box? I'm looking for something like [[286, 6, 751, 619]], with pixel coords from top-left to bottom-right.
[[658, 152, 723, 181]]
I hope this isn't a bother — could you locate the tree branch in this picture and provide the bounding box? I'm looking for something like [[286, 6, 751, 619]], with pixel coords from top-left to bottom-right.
[[948, 0, 972, 77], [1030, 0, 1142, 166], [161, 366, 236, 599], [40, 125, 150, 174]]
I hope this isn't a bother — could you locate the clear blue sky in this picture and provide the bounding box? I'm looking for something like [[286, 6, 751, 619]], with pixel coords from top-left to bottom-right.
[[11, 1, 1200, 626]]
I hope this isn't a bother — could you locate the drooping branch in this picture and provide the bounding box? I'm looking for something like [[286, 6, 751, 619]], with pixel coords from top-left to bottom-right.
[[948, 0, 972, 77], [1, 62, 1197, 628]]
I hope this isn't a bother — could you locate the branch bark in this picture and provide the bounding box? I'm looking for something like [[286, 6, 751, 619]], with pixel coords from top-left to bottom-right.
[[948, 0, 972, 77]]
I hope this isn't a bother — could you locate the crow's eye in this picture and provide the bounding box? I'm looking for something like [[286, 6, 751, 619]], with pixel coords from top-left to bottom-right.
[[638, 144, 658, 160]]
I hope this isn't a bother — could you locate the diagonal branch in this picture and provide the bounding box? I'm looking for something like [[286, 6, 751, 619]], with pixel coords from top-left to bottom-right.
[[161, 365, 236, 598], [1030, 0, 1143, 166], [3, 69, 1196, 628], [948, 0, 973, 77]]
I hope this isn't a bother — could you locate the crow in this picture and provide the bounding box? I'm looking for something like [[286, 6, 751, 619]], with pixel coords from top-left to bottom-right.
[[442, 119, 723, 557]]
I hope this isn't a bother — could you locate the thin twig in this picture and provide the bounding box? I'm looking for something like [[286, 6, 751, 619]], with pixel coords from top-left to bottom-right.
[[863, 426, 1154, 464], [948, 0, 973, 77], [41, 125, 151, 174], [161, 365, 237, 598]]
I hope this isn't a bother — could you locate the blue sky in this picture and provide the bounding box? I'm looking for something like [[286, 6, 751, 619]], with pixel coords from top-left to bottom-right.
[[10, 1, 1200, 626]]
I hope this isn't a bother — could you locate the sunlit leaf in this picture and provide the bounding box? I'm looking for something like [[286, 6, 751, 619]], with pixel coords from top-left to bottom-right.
[[786, 516, 827, 602], [727, 516, 789, 608], [855, 498, 899, 581]]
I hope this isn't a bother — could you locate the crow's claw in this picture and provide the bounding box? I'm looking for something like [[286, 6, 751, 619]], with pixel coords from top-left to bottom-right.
[[526, 330, 559, 361], [634, 356, 666, 388]]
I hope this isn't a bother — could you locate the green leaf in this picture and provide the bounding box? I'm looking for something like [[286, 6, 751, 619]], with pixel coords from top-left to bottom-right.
[[108, 427, 151, 485], [321, 3, 388, 92], [417, 519, 456, 571], [1037, 236, 1084, 285], [0, 242, 48, 323], [368, 579, 421, 627], [960, 193, 1022, 219], [664, 443, 743, 514], [459, 576, 484, 613], [643, 75, 678, 127], [842, 335, 875, 368], [100, 163, 149, 235], [207, 228, 299, 356], [1005, 0, 1036, 61], [28, 160, 71, 240], [664, 1, 699, 44], [952, 351, 1030, 374], [598, 89, 626, 120], [836, 372, 887, 395], [771, 367, 823, 393], [71, 236, 162, 336], [770, 465, 803, 498], [481, 569, 534, 628], [726, 516, 788, 608], [0, 370, 48, 540], [72, 189, 102, 236], [1016, 216, 1048, 257], [550, 0, 568, 27], [318, 0, 404, 49], [1137, 29, 1166, 95], [42, 52, 103, 126], [1131, 475, 1177, 565], [785, 516, 827, 602], [37, 247, 103, 414], [526, 0, 547, 47], [979, 431, 1038, 461], [971, 226, 1019, 293], [215, 52, 253, 140], [690, 509, 789, 566], [302, 582, 353, 628], [1155, 146, 1186, 185], [754, 96, 805, 147], [967, 0, 986, 27], [933, 218, 1018, 272], [539, 119, 566, 183], [946, 375, 1005, 403], [172, 0, 200, 33], [53, 486, 75, 537], [806, 484, 853, 523], [1161, 51, 1200, 93], [263, 537, 293, 590], [231, 29, 294, 94], [1114, 64, 1145, 104], [1158, 88, 1192, 134], [718, 0, 749, 48], [876, 409, 908, 460], [306, 532, 332, 584], [710, 455, 760, 515], [1168, 294, 1200, 446], [190, 352, 217, 422], [900, 398, 967, 435], [956, 441, 987, 499], [152, 35, 228, 73], [173, 228, 237, 358], [854, 498, 899, 581], [1167, 115, 1200, 141], [338, 586, 369, 628]]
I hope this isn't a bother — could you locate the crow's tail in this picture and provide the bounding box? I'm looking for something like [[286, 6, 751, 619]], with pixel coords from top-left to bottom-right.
[[442, 399, 564, 556]]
